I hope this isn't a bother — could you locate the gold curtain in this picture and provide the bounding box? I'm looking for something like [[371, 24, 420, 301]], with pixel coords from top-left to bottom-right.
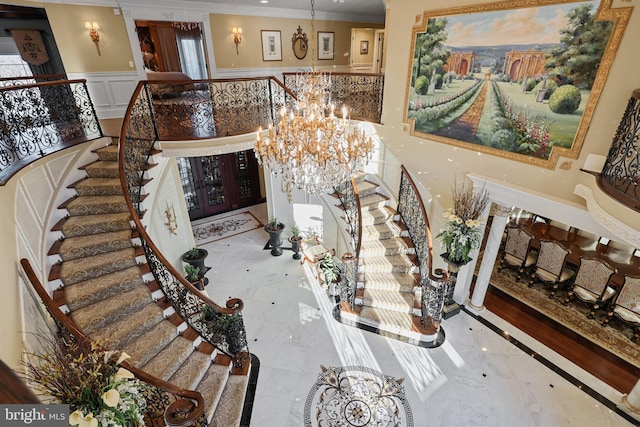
[[155, 26, 181, 72]]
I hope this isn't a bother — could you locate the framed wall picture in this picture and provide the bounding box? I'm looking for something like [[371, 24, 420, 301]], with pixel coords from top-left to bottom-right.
[[261, 30, 282, 61], [403, 0, 630, 169], [318, 31, 334, 60], [360, 40, 369, 55]]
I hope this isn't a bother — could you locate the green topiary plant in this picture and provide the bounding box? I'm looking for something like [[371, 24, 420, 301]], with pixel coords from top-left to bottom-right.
[[185, 264, 200, 282], [533, 79, 558, 100], [185, 247, 201, 259], [414, 75, 429, 95], [548, 84, 581, 114]]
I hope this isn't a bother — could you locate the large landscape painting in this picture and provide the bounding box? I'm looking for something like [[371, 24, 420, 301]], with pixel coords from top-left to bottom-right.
[[404, 0, 630, 168]]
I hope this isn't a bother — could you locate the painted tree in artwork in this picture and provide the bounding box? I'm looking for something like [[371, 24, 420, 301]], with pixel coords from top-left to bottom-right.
[[411, 17, 450, 86], [544, 3, 614, 89]]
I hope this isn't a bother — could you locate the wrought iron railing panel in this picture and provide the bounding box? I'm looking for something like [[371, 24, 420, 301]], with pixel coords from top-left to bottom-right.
[[143, 77, 293, 140], [283, 72, 384, 123], [601, 90, 640, 203], [0, 80, 102, 182], [397, 167, 448, 330], [333, 177, 361, 307]]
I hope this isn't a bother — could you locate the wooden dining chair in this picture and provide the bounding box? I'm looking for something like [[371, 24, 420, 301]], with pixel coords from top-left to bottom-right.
[[529, 240, 574, 296], [564, 257, 617, 318], [602, 275, 640, 342], [498, 225, 538, 282]]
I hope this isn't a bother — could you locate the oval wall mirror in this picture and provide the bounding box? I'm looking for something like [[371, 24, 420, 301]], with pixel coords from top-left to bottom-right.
[[292, 26, 308, 60]]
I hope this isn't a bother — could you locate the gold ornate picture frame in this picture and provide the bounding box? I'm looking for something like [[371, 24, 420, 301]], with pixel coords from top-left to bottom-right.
[[403, 0, 631, 169]]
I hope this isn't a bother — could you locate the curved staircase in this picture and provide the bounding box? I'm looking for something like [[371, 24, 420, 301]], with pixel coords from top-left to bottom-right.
[[338, 175, 428, 340], [47, 138, 250, 426]]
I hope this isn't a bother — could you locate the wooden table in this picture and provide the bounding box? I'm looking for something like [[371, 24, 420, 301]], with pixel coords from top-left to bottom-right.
[[521, 221, 640, 287]]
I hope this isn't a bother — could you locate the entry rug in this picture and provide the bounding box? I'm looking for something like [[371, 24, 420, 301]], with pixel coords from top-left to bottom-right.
[[490, 264, 640, 369], [192, 211, 262, 244], [304, 365, 413, 427]]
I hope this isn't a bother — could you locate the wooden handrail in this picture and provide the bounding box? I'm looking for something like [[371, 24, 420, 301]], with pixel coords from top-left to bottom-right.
[[0, 78, 88, 92], [19, 258, 205, 425], [400, 165, 448, 283], [352, 176, 363, 263]]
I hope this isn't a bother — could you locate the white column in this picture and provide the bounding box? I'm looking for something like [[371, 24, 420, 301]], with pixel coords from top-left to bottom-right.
[[622, 378, 640, 417], [469, 204, 512, 312]]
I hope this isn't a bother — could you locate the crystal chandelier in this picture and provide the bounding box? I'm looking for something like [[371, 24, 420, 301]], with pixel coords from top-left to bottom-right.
[[255, 0, 373, 200]]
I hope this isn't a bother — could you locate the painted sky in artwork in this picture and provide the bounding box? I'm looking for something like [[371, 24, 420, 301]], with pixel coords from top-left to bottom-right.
[[444, 1, 599, 47]]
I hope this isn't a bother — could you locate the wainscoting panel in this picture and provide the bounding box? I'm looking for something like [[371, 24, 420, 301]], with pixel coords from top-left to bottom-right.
[[68, 72, 140, 119]]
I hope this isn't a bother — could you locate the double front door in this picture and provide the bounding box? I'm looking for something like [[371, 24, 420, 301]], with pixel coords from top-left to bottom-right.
[[178, 149, 263, 221]]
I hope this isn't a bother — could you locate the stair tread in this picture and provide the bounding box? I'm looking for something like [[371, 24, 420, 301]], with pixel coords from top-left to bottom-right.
[[361, 289, 415, 313], [64, 195, 128, 215], [198, 363, 232, 422], [58, 212, 131, 237], [71, 285, 153, 335], [124, 320, 179, 367], [64, 266, 146, 311], [72, 177, 123, 195], [357, 306, 416, 330], [59, 247, 138, 286], [57, 229, 133, 260], [211, 375, 250, 427], [141, 336, 195, 382], [363, 272, 417, 292], [169, 351, 218, 391], [90, 303, 165, 350]]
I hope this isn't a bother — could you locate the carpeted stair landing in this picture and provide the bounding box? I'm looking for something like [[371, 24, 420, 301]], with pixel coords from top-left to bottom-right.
[[48, 139, 249, 426]]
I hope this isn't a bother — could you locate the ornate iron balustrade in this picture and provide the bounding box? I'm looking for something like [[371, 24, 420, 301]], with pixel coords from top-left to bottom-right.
[[397, 166, 448, 332], [0, 79, 102, 184], [600, 89, 640, 210], [144, 77, 295, 140], [333, 177, 363, 307], [19, 258, 206, 427], [282, 72, 384, 123]]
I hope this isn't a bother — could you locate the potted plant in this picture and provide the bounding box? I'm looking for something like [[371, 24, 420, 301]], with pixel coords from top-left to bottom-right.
[[317, 252, 342, 299], [289, 224, 303, 260], [182, 247, 208, 284], [185, 265, 204, 290], [265, 218, 285, 256], [201, 305, 246, 355]]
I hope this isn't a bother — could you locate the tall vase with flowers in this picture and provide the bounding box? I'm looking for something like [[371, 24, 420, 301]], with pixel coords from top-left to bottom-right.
[[22, 331, 147, 427], [437, 181, 489, 317]]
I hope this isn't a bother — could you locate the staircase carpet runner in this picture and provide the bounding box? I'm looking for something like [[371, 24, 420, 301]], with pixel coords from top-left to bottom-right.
[[47, 139, 249, 426], [339, 176, 424, 338]]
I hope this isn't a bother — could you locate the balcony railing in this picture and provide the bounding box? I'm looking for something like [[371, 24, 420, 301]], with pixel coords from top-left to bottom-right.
[[144, 77, 297, 140], [282, 71, 384, 123], [0, 78, 102, 184], [397, 166, 448, 333], [0, 74, 67, 87], [600, 89, 640, 211]]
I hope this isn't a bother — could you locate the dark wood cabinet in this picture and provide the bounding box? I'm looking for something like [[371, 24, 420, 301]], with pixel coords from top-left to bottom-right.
[[178, 149, 263, 221]]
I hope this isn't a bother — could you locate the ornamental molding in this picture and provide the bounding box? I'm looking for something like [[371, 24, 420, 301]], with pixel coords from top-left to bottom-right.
[[574, 184, 640, 248]]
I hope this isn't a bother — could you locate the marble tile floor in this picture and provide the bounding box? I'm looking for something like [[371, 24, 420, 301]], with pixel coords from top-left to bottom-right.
[[198, 204, 636, 426]]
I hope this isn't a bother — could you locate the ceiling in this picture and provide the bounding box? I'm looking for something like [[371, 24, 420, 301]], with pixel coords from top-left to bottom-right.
[[190, 0, 386, 23]]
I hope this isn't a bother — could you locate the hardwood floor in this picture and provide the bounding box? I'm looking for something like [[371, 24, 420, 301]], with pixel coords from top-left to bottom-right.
[[484, 284, 640, 394]]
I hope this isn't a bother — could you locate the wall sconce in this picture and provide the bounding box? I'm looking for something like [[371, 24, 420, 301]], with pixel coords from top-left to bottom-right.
[[85, 21, 101, 55], [232, 27, 242, 55], [164, 202, 178, 235]]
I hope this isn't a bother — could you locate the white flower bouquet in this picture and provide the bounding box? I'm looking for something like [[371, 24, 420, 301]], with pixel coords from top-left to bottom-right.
[[22, 332, 147, 427], [437, 181, 489, 264]]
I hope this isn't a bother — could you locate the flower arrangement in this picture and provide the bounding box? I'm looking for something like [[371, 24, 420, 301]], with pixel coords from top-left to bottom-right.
[[22, 332, 147, 427], [437, 181, 490, 264]]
